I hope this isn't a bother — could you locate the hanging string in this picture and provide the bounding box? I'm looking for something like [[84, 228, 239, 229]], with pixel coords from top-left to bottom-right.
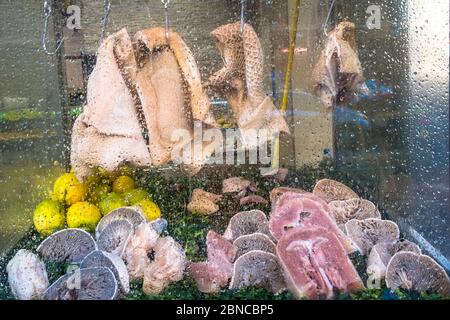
[[162, 0, 171, 45], [323, 0, 337, 35], [240, 0, 247, 33], [100, 0, 111, 42], [42, 0, 64, 55]]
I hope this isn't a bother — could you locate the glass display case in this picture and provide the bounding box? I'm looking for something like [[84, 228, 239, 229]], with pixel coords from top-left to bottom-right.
[[0, 0, 448, 301]]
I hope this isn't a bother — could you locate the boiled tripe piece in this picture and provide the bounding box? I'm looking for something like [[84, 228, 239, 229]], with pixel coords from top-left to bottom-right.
[[229, 250, 286, 294], [132, 28, 219, 170], [345, 218, 400, 255], [71, 27, 218, 180], [207, 22, 289, 148], [386, 252, 450, 296], [311, 21, 365, 108], [71, 28, 151, 179], [143, 236, 186, 295], [366, 240, 421, 287], [7, 249, 49, 300], [313, 178, 359, 203]]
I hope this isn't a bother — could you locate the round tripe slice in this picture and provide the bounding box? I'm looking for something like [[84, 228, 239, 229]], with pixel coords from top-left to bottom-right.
[[81, 250, 130, 295], [97, 219, 134, 257], [37, 228, 97, 263], [233, 233, 276, 258], [43, 267, 118, 300], [95, 207, 146, 238]]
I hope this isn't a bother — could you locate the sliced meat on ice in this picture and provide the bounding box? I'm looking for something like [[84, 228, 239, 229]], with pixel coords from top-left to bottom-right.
[[269, 192, 355, 253], [277, 227, 364, 300]]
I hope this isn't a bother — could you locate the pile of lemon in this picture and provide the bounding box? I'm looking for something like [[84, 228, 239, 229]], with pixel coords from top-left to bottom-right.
[[33, 168, 161, 237]]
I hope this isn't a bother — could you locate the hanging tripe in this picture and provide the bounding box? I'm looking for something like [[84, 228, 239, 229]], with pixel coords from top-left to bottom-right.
[[206, 22, 290, 149], [70, 28, 218, 180], [311, 21, 366, 108]]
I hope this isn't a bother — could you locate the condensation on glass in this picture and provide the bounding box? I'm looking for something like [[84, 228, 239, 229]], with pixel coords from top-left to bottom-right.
[[0, 0, 448, 270]]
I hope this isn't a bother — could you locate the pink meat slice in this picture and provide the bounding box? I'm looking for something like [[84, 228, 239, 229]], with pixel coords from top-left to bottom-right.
[[277, 227, 364, 300], [273, 191, 329, 212], [269, 192, 354, 253], [206, 230, 237, 276], [187, 262, 230, 294], [188, 231, 237, 293]]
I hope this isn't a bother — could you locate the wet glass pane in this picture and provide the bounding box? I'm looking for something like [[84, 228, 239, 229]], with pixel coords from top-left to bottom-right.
[[0, 0, 448, 301]]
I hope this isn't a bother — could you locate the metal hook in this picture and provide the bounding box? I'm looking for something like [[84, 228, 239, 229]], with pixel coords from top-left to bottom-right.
[[100, 0, 111, 42], [161, 0, 170, 45], [240, 0, 247, 34], [42, 0, 64, 55], [323, 0, 337, 36]]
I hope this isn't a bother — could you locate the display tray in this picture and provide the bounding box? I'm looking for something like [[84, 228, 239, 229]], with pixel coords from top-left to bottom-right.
[[1, 164, 447, 301]]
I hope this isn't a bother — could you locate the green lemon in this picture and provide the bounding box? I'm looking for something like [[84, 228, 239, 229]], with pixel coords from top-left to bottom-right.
[[123, 188, 151, 205], [66, 202, 101, 232], [136, 199, 161, 221], [33, 199, 66, 236], [98, 192, 127, 216]]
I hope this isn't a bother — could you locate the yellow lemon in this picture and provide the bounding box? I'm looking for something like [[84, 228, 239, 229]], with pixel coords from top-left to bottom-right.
[[112, 176, 135, 194], [52, 173, 87, 206], [66, 202, 101, 232], [98, 192, 127, 216], [123, 188, 151, 205], [136, 199, 161, 221], [33, 199, 66, 236]]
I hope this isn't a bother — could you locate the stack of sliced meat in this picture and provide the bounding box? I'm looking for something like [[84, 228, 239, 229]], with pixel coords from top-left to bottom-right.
[[269, 189, 364, 299]]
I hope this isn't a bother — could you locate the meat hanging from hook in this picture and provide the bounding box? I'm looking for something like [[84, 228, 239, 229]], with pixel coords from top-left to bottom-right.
[[42, 0, 65, 55]]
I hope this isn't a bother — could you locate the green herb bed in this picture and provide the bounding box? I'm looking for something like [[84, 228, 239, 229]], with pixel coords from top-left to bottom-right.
[[0, 163, 448, 300]]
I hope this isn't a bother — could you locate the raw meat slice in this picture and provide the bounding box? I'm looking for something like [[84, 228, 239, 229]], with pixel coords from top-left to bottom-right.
[[187, 231, 237, 294], [277, 227, 364, 300], [187, 262, 229, 294], [269, 192, 354, 253], [206, 231, 237, 276]]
